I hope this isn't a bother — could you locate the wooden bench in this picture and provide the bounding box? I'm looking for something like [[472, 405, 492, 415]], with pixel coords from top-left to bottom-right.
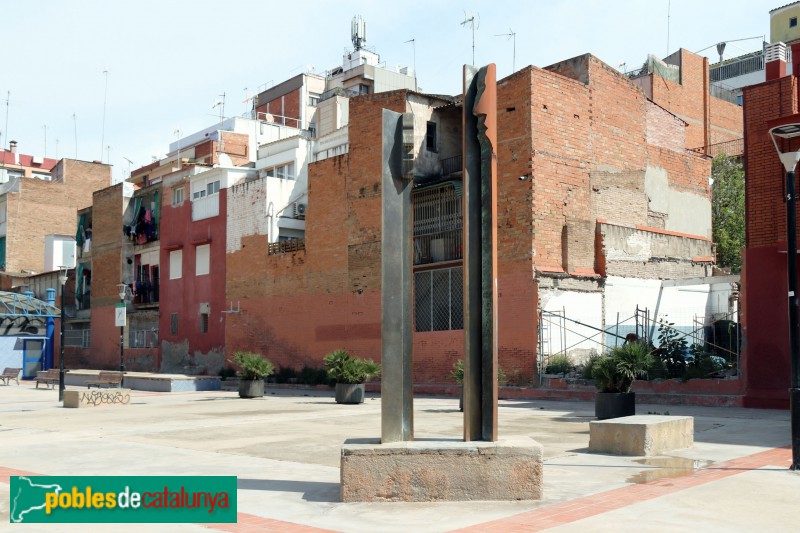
[[86, 371, 124, 389], [34, 368, 60, 389], [0, 367, 22, 385]]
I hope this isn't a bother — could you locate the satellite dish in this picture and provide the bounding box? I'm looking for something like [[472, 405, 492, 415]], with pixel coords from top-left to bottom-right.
[[263, 113, 274, 123]]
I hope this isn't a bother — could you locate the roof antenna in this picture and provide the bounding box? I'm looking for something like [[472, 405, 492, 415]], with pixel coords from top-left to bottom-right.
[[461, 12, 480, 64], [495, 28, 516, 72], [351, 15, 366, 51], [405, 38, 416, 76]]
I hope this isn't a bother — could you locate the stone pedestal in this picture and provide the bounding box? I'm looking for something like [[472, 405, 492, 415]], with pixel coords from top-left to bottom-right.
[[589, 415, 694, 456], [63, 388, 131, 408], [340, 436, 543, 502]]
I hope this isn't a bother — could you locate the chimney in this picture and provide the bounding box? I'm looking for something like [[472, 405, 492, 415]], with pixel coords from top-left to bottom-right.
[[766, 42, 788, 81], [8, 140, 17, 154]]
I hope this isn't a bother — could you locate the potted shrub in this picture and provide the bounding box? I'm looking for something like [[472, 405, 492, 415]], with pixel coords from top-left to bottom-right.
[[451, 360, 507, 411], [450, 359, 464, 411], [592, 341, 653, 420], [231, 351, 274, 398], [323, 349, 380, 404]]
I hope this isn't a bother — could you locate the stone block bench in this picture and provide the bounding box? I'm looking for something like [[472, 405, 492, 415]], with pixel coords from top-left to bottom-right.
[[589, 415, 694, 456], [341, 436, 543, 502], [63, 388, 131, 408]]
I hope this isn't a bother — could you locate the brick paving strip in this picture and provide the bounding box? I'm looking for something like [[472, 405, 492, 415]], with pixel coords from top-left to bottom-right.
[[452, 446, 792, 532], [1, 446, 791, 533]]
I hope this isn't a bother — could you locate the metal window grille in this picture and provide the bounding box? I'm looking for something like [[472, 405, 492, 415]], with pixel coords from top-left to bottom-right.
[[414, 266, 463, 332], [413, 183, 462, 265], [200, 313, 209, 334], [170, 313, 178, 335], [64, 327, 91, 348], [130, 328, 158, 348]]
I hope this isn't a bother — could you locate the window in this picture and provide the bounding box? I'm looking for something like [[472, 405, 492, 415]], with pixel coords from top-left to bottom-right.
[[169, 249, 182, 280], [264, 162, 295, 180], [413, 183, 462, 265], [172, 187, 184, 206], [170, 313, 178, 335], [309, 94, 320, 106], [195, 244, 210, 276], [192, 179, 220, 200], [414, 266, 463, 332], [200, 312, 209, 333], [792, 17, 797, 27], [426, 122, 438, 152]]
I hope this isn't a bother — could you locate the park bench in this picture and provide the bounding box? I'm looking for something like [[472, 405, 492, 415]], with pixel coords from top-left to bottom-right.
[[86, 371, 124, 389], [1, 367, 22, 385], [34, 368, 60, 389]]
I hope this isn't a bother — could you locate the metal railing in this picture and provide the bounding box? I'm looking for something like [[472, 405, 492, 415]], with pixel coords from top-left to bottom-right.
[[690, 138, 744, 158], [440, 155, 462, 177], [413, 183, 462, 266], [268, 238, 306, 255], [710, 51, 765, 82]]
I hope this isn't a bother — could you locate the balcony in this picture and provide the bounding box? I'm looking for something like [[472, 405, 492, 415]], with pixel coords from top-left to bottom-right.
[[192, 195, 219, 221], [268, 238, 305, 255], [441, 154, 463, 178]]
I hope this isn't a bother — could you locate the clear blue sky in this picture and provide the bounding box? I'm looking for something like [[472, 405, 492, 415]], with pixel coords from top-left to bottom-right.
[[0, 0, 780, 182]]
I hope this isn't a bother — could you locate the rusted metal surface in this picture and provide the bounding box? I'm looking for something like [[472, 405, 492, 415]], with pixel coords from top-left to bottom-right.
[[381, 109, 414, 443], [462, 64, 498, 442]]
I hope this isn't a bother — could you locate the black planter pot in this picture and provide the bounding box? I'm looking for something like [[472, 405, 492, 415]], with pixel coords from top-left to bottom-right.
[[335, 383, 365, 404], [595, 392, 635, 420], [238, 379, 264, 398]]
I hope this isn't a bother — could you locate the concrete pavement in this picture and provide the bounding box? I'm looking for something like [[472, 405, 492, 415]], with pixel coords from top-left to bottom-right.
[[0, 380, 797, 532]]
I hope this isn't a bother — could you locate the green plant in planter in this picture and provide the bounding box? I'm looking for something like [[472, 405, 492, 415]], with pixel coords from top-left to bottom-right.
[[592, 341, 654, 393], [450, 359, 464, 385], [545, 354, 571, 375], [323, 349, 380, 384], [231, 351, 275, 380], [450, 359, 507, 385]]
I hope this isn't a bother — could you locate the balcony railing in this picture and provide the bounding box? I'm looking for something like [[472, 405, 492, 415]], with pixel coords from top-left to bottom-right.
[[441, 155, 463, 177], [268, 238, 306, 255]]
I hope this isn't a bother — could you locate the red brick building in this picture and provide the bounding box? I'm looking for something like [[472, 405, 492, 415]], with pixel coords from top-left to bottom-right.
[[225, 50, 743, 385], [741, 42, 800, 408]]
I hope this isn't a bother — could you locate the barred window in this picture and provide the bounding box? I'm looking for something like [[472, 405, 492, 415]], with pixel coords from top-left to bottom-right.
[[413, 183, 462, 265], [64, 326, 91, 348], [414, 266, 463, 332]]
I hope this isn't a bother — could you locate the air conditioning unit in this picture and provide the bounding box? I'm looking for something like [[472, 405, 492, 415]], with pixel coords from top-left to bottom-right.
[[294, 203, 307, 218]]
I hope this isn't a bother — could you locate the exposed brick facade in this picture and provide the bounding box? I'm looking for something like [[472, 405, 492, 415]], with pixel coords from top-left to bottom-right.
[[741, 70, 800, 408], [3, 159, 110, 273], [225, 53, 734, 386]]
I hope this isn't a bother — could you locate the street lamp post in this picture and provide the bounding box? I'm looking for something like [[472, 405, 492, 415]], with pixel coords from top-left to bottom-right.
[[58, 267, 69, 402], [769, 124, 800, 470], [117, 283, 127, 373]]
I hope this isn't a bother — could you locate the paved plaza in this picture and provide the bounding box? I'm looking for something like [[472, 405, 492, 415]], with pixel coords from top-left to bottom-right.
[[0, 381, 797, 532]]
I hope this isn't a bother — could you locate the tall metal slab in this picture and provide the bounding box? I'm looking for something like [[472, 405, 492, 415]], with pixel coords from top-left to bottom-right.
[[381, 109, 414, 443], [462, 64, 499, 442]]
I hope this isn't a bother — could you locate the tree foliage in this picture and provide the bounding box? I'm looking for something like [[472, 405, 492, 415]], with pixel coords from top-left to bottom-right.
[[711, 154, 745, 273]]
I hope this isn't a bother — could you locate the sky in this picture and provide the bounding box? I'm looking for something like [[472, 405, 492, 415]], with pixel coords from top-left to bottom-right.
[[0, 0, 782, 182]]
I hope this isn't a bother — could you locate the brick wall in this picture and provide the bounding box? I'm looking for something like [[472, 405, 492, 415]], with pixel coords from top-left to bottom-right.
[[5, 159, 110, 273], [741, 70, 800, 407]]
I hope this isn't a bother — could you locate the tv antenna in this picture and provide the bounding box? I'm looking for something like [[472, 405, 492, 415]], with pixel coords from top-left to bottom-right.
[[405, 38, 416, 76], [101, 69, 109, 162], [461, 12, 480, 64], [122, 156, 134, 178], [495, 28, 516, 72]]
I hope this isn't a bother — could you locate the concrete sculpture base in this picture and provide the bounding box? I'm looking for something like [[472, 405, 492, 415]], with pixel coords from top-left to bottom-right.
[[589, 415, 694, 456], [340, 436, 543, 502], [63, 388, 131, 408]]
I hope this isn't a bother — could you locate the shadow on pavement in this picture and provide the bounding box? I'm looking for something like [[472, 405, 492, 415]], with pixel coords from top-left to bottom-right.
[[237, 478, 339, 503]]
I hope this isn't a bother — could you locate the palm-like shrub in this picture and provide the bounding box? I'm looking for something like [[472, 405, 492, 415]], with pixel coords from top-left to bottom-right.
[[231, 351, 275, 380], [323, 349, 381, 384], [593, 341, 654, 393]]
